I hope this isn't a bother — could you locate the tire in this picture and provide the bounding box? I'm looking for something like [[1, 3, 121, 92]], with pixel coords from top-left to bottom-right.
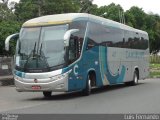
[[43, 91, 52, 98], [132, 71, 138, 85], [82, 75, 91, 96], [125, 71, 138, 86]]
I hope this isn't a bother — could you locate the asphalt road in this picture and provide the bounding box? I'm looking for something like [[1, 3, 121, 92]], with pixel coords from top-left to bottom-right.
[[0, 78, 160, 114]]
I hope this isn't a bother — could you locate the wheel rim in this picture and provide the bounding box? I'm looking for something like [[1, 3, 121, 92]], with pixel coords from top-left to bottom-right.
[[134, 73, 138, 84], [88, 79, 91, 92]]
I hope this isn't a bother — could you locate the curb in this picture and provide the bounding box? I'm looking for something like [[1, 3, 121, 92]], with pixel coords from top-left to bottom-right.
[[0, 76, 14, 86]]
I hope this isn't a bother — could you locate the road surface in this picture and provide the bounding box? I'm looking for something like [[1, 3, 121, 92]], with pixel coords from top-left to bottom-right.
[[0, 78, 160, 114]]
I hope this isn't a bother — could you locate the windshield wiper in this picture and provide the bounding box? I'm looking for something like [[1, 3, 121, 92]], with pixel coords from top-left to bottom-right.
[[38, 43, 50, 70], [23, 42, 37, 71], [39, 43, 42, 55], [23, 42, 51, 72], [33, 42, 36, 57]]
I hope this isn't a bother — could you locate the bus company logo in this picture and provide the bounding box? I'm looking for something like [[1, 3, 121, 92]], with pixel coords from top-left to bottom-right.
[[34, 78, 38, 83], [74, 64, 79, 76]]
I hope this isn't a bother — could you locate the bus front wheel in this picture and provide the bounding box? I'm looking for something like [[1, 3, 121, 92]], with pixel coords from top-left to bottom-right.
[[82, 75, 91, 96], [43, 91, 52, 98]]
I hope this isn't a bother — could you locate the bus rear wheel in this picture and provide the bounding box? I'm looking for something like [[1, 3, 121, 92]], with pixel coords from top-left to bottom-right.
[[132, 70, 139, 85], [125, 70, 139, 86], [43, 91, 52, 98]]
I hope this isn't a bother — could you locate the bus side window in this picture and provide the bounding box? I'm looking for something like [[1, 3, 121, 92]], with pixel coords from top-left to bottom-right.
[[68, 35, 84, 64], [68, 36, 78, 63], [86, 22, 103, 50], [68, 21, 87, 63]]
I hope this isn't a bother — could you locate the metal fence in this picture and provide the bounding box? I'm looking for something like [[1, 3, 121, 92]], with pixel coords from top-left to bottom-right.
[[0, 56, 14, 86], [150, 55, 160, 64]]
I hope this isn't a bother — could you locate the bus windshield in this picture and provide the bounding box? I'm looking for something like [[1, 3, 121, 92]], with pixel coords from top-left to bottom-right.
[[15, 24, 68, 72]]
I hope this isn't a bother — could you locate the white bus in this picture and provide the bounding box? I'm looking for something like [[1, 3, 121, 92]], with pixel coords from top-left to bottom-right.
[[5, 13, 149, 97]]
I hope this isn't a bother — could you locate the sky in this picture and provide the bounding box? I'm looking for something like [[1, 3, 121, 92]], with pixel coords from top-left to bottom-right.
[[93, 0, 160, 15], [9, 0, 160, 15]]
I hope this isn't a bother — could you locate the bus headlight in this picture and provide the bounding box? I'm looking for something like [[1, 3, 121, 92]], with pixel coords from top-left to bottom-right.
[[14, 76, 22, 81], [50, 70, 72, 81]]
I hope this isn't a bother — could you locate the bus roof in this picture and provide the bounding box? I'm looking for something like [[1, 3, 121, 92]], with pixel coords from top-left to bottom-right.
[[22, 13, 88, 27], [23, 13, 147, 35]]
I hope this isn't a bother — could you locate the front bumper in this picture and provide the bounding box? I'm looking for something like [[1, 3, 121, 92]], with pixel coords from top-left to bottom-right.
[[15, 75, 68, 92]]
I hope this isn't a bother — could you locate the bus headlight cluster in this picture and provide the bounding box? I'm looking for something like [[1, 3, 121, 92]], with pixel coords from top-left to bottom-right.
[[52, 74, 67, 81], [50, 70, 72, 81], [14, 76, 22, 81]]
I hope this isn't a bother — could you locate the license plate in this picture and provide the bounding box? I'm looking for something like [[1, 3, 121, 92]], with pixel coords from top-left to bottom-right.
[[32, 86, 41, 90]]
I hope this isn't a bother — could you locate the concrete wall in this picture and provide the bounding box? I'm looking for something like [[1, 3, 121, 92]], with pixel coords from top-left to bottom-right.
[[0, 56, 13, 76]]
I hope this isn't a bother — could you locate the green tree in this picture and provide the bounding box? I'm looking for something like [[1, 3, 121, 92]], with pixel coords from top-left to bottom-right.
[[0, 21, 20, 55], [14, 0, 40, 22], [88, 4, 98, 15], [42, 0, 79, 15], [78, 0, 93, 13], [0, 1, 21, 55], [94, 3, 124, 22], [1, 1, 160, 54], [125, 10, 136, 27], [146, 14, 160, 53], [0, 0, 15, 21], [15, 0, 80, 22], [125, 6, 146, 29]]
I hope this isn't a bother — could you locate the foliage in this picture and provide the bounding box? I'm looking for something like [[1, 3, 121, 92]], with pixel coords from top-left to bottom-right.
[[150, 66, 160, 78], [89, 3, 124, 23], [150, 71, 160, 78], [125, 7, 147, 29], [0, 1, 21, 55], [96, 3, 124, 22], [14, 0, 80, 22], [150, 63, 160, 68], [124, 7, 160, 52], [145, 14, 160, 52], [0, 20, 21, 55], [78, 0, 93, 13], [0, 1, 15, 21], [150, 57, 160, 78]]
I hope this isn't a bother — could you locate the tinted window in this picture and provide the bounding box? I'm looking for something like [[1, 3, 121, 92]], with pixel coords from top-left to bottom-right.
[[86, 22, 123, 49], [86, 22, 103, 49], [107, 27, 123, 47], [86, 22, 148, 50], [140, 33, 149, 49], [124, 30, 149, 50]]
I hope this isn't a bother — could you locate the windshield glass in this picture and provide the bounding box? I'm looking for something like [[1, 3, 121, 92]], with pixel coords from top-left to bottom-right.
[[40, 25, 68, 67], [16, 24, 68, 72]]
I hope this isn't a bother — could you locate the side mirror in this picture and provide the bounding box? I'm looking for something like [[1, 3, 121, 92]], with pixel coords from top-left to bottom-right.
[[5, 33, 19, 51], [64, 29, 79, 46]]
